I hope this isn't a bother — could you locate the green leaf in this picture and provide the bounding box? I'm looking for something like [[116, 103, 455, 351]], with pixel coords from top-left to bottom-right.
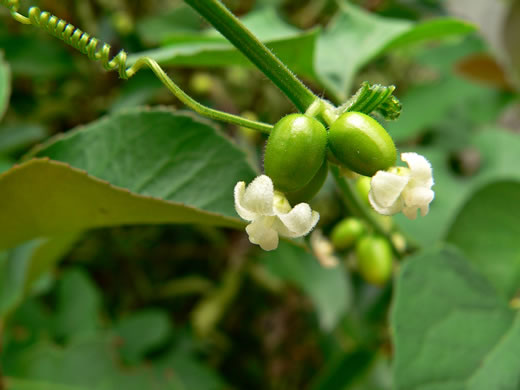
[[129, 7, 318, 78], [386, 75, 503, 143], [53, 269, 101, 341], [0, 108, 255, 249], [0, 51, 10, 121], [0, 124, 48, 155], [260, 241, 351, 330], [0, 234, 80, 318], [315, 2, 475, 100], [0, 35, 74, 77], [115, 310, 172, 364], [130, 5, 473, 102], [392, 247, 520, 390], [136, 5, 203, 44], [447, 181, 520, 299], [6, 378, 89, 390], [395, 128, 520, 247], [310, 350, 375, 390]]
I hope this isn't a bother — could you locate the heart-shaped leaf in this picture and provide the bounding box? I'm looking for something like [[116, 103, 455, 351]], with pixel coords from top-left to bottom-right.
[[392, 247, 520, 390]]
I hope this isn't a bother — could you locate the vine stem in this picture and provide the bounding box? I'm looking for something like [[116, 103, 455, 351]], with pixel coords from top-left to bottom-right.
[[0, 1, 273, 133], [184, 0, 317, 112], [330, 165, 402, 259]]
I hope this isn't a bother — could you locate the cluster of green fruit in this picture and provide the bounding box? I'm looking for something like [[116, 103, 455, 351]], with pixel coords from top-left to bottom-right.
[[263, 111, 396, 205], [330, 214, 394, 286]]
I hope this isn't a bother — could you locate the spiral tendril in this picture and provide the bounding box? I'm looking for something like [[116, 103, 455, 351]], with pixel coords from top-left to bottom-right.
[[0, 0, 273, 133]]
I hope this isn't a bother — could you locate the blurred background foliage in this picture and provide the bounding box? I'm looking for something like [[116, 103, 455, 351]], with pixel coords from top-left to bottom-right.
[[0, 0, 519, 389]]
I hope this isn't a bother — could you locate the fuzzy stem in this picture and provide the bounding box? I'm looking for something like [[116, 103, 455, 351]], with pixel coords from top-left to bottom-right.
[[184, 0, 317, 112]]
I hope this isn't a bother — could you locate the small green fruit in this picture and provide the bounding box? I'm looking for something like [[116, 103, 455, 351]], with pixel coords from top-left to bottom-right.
[[328, 112, 396, 176], [264, 114, 328, 192], [355, 235, 393, 286], [330, 217, 365, 250], [286, 160, 328, 205]]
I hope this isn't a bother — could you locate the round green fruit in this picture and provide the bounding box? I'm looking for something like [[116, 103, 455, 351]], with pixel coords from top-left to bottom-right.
[[286, 160, 328, 205], [330, 217, 365, 250], [328, 112, 396, 176], [264, 114, 327, 192], [355, 235, 393, 286]]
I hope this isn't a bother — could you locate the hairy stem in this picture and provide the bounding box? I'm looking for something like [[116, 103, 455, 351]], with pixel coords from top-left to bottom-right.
[[184, 0, 317, 112]]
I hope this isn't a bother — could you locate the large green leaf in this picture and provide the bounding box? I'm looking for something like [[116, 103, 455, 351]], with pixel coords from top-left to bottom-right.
[[260, 241, 351, 330], [395, 128, 520, 247], [392, 247, 520, 390], [447, 181, 520, 299], [0, 108, 256, 249], [0, 51, 10, 121]]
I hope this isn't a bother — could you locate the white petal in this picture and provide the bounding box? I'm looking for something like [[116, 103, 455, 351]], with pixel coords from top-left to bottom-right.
[[403, 187, 434, 208], [276, 203, 319, 237], [401, 153, 433, 187], [368, 190, 404, 215], [402, 205, 418, 220], [242, 175, 275, 216], [234, 181, 258, 221], [370, 171, 409, 209], [245, 217, 279, 251]]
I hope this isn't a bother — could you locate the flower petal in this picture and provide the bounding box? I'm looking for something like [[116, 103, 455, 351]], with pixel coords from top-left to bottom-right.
[[403, 187, 434, 208], [401, 152, 433, 187], [368, 190, 404, 215], [242, 175, 275, 216], [276, 203, 319, 237], [234, 181, 258, 221], [402, 205, 418, 220], [369, 171, 409, 209], [245, 217, 279, 251]]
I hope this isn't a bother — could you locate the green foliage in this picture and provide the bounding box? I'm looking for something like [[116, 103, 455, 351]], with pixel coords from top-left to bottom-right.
[[135, 3, 474, 102], [130, 7, 318, 78], [0, 109, 257, 249], [395, 129, 520, 247], [260, 242, 352, 330], [392, 247, 520, 390], [0, 51, 10, 121], [0, 234, 80, 317], [0, 0, 518, 389], [315, 2, 475, 100], [447, 181, 520, 299]]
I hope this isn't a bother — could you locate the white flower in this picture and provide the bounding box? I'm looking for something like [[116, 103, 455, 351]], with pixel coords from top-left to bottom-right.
[[234, 175, 319, 251], [368, 152, 434, 220]]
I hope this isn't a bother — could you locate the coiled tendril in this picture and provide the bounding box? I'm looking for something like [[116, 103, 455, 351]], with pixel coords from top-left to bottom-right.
[[0, 0, 273, 133]]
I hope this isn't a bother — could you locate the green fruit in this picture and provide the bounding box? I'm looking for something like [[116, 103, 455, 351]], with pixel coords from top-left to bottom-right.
[[330, 217, 365, 250], [328, 112, 396, 176], [286, 160, 328, 205], [355, 235, 393, 286], [264, 114, 327, 192]]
